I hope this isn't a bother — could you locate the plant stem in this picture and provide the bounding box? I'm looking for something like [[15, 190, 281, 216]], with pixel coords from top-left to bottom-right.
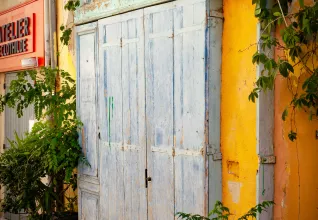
[[277, 0, 288, 26]]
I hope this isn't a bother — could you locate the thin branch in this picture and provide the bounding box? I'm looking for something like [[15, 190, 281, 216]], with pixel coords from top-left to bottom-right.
[[238, 43, 258, 52], [277, 0, 288, 26]]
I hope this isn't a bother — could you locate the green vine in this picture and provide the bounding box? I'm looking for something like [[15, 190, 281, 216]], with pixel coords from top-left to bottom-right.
[[176, 201, 274, 220], [250, 0, 318, 141], [60, 0, 80, 47]]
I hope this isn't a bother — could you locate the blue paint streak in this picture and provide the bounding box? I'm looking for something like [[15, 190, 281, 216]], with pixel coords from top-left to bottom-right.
[[103, 25, 107, 44], [204, 23, 209, 137]]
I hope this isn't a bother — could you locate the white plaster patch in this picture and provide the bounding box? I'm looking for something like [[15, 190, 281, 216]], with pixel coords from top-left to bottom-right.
[[228, 181, 242, 204]]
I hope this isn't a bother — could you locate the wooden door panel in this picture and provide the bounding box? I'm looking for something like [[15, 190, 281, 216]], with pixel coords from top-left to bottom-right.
[[77, 23, 98, 178], [76, 22, 100, 220], [121, 10, 147, 220], [145, 0, 208, 218], [98, 9, 147, 220], [145, 4, 175, 219], [98, 16, 125, 220], [173, 0, 206, 215], [80, 191, 99, 220]]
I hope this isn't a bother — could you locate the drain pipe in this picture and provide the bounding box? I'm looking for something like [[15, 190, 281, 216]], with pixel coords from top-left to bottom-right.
[[44, 0, 50, 66], [49, 0, 58, 68]]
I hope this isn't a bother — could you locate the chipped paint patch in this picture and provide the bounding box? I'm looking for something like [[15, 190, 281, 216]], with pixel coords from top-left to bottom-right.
[[74, 0, 172, 24], [227, 181, 242, 204], [227, 160, 239, 178]]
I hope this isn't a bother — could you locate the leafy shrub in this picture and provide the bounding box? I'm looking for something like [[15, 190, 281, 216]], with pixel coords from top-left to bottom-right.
[[0, 68, 87, 219]]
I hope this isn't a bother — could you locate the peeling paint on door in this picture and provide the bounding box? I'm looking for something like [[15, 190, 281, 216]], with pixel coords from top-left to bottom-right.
[[75, 0, 173, 24], [77, 0, 223, 219]]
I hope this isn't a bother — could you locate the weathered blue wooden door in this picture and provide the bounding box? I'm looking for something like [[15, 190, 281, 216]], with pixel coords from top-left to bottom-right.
[[77, 0, 209, 219]]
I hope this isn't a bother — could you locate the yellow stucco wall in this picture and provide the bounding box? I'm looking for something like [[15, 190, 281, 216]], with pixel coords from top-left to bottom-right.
[[222, 0, 318, 219], [57, 0, 76, 79], [57, 0, 77, 210], [221, 0, 259, 217], [274, 1, 318, 219]]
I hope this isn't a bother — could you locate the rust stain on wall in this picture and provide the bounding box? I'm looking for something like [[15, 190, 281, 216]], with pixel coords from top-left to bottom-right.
[[227, 160, 239, 178]]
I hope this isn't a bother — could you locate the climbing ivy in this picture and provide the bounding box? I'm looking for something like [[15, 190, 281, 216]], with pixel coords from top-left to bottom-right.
[[60, 0, 80, 47], [64, 0, 80, 11], [249, 0, 318, 141]]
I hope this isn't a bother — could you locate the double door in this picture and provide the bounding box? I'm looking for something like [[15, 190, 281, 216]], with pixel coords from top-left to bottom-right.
[[77, 1, 207, 219]]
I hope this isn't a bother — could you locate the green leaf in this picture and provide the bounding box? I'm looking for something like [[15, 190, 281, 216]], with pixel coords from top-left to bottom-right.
[[286, 62, 294, 73], [299, 0, 304, 8], [279, 62, 289, 77], [282, 108, 288, 121], [252, 52, 268, 64], [273, 12, 281, 17], [288, 131, 297, 142], [255, 7, 262, 16]]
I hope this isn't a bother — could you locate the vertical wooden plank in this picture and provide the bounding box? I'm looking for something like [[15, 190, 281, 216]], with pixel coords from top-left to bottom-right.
[[257, 90, 274, 220], [145, 4, 175, 219], [76, 22, 100, 220], [257, 20, 275, 219], [78, 27, 98, 177], [121, 10, 147, 220], [253, 0, 275, 211], [98, 15, 125, 220], [98, 10, 147, 220], [174, 0, 207, 215], [207, 0, 223, 212]]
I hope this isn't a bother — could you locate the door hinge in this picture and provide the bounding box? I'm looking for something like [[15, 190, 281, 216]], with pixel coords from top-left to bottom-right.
[[3, 144, 5, 150], [3, 83, 6, 90], [260, 155, 276, 164]]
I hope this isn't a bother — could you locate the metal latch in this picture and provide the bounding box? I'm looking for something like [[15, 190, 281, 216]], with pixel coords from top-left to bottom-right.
[[145, 169, 151, 188]]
